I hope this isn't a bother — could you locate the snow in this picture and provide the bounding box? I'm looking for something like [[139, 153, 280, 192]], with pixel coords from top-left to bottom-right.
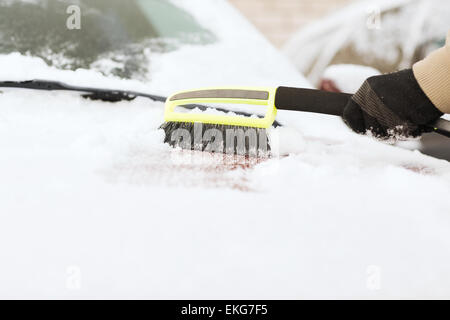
[[322, 64, 381, 93], [283, 0, 413, 81], [0, 0, 450, 299], [283, 0, 450, 83], [349, 0, 450, 67]]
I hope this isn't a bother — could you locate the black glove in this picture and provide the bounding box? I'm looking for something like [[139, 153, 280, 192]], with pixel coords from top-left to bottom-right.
[[343, 69, 443, 139]]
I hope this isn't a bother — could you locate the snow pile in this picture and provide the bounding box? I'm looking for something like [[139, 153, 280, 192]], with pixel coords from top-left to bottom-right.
[[0, 0, 450, 300], [350, 0, 450, 67], [284, 0, 450, 83], [322, 64, 381, 93]]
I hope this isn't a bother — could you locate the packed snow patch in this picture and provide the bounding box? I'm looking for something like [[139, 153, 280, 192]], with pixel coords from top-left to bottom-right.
[[322, 64, 381, 93], [269, 126, 306, 156]]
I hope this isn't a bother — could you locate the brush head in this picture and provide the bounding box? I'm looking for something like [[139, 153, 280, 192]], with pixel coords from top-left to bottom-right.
[[161, 87, 278, 156], [160, 121, 270, 157]]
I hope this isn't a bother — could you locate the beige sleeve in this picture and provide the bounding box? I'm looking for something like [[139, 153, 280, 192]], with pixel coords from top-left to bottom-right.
[[413, 31, 450, 114]]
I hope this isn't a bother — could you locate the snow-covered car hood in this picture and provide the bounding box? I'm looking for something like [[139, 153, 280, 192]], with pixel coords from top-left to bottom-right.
[[1, 0, 450, 299]]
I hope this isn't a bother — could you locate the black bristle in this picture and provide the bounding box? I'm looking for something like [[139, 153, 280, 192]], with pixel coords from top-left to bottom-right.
[[160, 122, 271, 157]]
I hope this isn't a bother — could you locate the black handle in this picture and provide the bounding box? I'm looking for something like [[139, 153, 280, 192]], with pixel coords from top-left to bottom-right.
[[275, 86, 351, 116], [275, 86, 450, 139]]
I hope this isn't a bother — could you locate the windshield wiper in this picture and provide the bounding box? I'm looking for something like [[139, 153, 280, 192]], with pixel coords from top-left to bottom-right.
[[0, 79, 166, 103], [0, 79, 280, 125]]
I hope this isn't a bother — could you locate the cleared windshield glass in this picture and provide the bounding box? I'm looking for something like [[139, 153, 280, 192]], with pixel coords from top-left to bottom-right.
[[0, 0, 216, 79]]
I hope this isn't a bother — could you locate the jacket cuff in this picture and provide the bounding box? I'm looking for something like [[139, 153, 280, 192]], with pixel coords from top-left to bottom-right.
[[413, 31, 450, 114]]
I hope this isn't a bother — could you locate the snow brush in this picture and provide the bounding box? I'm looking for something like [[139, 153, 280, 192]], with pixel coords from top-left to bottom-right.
[[1, 80, 449, 155], [160, 86, 450, 156]]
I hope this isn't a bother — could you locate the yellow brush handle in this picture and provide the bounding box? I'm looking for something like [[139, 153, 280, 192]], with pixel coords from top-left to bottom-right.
[[164, 87, 278, 129]]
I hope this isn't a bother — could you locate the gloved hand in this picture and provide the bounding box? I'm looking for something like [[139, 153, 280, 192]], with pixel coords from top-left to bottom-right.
[[343, 69, 443, 139]]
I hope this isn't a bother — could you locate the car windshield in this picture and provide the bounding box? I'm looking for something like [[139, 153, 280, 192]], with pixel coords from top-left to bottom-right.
[[0, 0, 216, 79]]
